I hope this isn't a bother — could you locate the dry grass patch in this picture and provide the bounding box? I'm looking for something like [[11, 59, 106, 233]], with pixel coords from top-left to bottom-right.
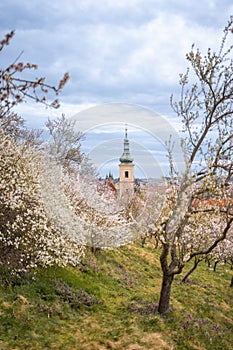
[[141, 332, 173, 349]]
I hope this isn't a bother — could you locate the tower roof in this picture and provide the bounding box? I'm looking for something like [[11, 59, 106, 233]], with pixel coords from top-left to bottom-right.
[[119, 126, 134, 164]]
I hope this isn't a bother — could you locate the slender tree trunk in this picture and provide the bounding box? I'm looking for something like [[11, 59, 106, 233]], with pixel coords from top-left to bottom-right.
[[230, 276, 233, 287], [213, 260, 218, 272], [141, 236, 146, 247], [158, 272, 174, 314], [181, 258, 200, 283]]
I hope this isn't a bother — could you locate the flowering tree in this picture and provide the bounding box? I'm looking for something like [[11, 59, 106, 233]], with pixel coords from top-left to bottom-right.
[[127, 191, 164, 248], [45, 114, 83, 171], [209, 235, 233, 272], [181, 203, 233, 283], [0, 131, 85, 278], [152, 18, 233, 314], [62, 173, 137, 250]]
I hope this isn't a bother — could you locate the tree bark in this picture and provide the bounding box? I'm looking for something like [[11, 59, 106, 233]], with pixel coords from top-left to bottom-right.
[[158, 272, 174, 314]]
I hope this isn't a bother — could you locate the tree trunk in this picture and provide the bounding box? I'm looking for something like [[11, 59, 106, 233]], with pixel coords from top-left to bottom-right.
[[213, 260, 218, 272], [181, 258, 200, 283], [158, 273, 174, 314]]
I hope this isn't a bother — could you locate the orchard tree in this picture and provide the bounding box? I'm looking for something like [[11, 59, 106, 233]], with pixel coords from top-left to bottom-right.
[[180, 204, 233, 283], [62, 173, 137, 250], [130, 191, 164, 248], [204, 219, 233, 274], [45, 114, 97, 177], [154, 18, 233, 314], [0, 131, 85, 278], [45, 114, 83, 170]]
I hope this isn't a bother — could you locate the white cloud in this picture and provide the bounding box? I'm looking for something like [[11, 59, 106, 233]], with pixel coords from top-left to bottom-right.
[[1, 0, 230, 111]]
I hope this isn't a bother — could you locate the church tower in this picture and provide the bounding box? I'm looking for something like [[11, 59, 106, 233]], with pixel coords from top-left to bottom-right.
[[119, 126, 134, 197]]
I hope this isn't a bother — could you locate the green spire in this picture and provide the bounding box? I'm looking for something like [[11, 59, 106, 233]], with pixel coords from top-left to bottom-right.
[[119, 126, 134, 164]]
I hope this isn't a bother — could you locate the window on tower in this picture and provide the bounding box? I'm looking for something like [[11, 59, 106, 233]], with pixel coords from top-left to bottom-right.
[[125, 171, 129, 178]]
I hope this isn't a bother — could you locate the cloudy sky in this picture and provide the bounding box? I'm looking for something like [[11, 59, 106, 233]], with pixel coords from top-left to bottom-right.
[[1, 0, 232, 177]]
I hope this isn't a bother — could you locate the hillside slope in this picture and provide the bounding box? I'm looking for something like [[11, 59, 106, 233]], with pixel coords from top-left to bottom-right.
[[0, 243, 233, 349]]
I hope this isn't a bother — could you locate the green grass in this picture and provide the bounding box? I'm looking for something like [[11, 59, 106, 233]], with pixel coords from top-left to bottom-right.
[[0, 243, 232, 349]]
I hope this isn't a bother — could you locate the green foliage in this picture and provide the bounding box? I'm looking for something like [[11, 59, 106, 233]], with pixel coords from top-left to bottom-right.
[[0, 243, 232, 349]]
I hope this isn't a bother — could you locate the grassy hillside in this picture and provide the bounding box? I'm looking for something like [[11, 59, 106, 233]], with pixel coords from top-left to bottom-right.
[[0, 242, 232, 349]]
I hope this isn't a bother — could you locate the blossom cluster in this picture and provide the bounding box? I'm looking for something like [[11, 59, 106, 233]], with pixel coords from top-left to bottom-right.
[[62, 173, 137, 249], [0, 129, 84, 276]]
